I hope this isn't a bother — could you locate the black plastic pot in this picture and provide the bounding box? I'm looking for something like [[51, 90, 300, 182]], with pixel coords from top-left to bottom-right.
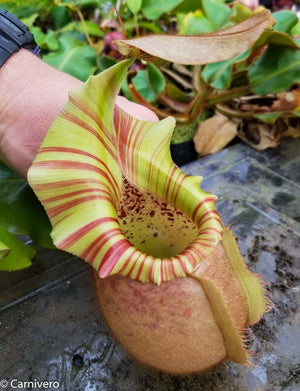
[[170, 140, 198, 166]]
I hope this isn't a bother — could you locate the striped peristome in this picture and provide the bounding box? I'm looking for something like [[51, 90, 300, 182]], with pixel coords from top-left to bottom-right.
[[28, 59, 223, 285]]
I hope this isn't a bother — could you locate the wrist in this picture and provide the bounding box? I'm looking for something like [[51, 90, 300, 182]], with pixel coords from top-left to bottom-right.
[[0, 50, 43, 129], [0, 49, 82, 177]]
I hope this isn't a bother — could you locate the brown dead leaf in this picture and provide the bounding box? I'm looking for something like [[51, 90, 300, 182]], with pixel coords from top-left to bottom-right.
[[282, 117, 300, 139], [237, 118, 288, 150], [231, 89, 300, 116], [271, 91, 299, 112], [161, 67, 193, 91], [231, 95, 276, 114], [115, 10, 274, 65], [193, 112, 239, 156]]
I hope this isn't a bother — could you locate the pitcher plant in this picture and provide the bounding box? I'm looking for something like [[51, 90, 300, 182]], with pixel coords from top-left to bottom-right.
[[28, 11, 273, 374]]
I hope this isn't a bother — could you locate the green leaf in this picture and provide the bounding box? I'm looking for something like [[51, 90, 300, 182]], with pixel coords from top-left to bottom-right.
[[132, 70, 157, 102], [115, 10, 274, 65], [31, 27, 60, 51], [44, 35, 97, 81], [80, 0, 101, 8], [229, 3, 252, 24], [82, 21, 104, 37], [54, 0, 77, 8], [249, 44, 300, 95], [166, 83, 191, 102], [0, 226, 35, 271], [0, 4, 37, 19], [292, 21, 300, 37], [127, 0, 142, 15], [273, 10, 298, 34], [202, 49, 250, 89], [20, 12, 39, 28], [98, 55, 117, 72], [63, 20, 104, 37], [52, 5, 71, 29], [202, 0, 233, 30], [141, 0, 183, 20], [294, 108, 300, 116], [254, 110, 300, 124], [253, 30, 299, 50], [173, 0, 206, 13], [121, 76, 135, 101], [0, 162, 53, 248], [124, 19, 162, 34], [0, 240, 10, 261], [146, 63, 166, 95], [179, 10, 215, 35], [253, 112, 282, 124]]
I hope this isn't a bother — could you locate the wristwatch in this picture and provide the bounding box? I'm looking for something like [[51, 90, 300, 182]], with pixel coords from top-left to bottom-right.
[[0, 9, 42, 67]]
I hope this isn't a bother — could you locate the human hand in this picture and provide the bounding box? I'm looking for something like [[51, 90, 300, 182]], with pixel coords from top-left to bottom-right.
[[0, 49, 157, 178]]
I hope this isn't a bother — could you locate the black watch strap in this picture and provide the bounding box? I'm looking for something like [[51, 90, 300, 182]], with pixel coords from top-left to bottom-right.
[[0, 9, 42, 67]]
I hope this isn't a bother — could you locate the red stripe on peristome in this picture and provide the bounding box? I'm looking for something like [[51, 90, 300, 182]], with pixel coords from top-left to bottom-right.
[[127, 251, 149, 280], [47, 194, 112, 219], [58, 217, 118, 249], [115, 108, 140, 181], [167, 257, 178, 280], [172, 171, 187, 205], [32, 178, 105, 191], [33, 160, 120, 205], [116, 245, 137, 276], [52, 212, 73, 227], [147, 131, 170, 193], [151, 136, 170, 194], [40, 146, 117, 167], [68, 95, 105, 129], [98, 239, 132, 277], [127, 251, 147, 279], [195, 239, 218, 249], [196, 236, 220, 243], [135, 253, 150, 281], [60, 109, 118, 161], [163, 165, 177, 200], [181, 247, 203, 268], [163, 260, 171, 281], [192, 196, 217, 222], [197, 209, 220, 226], [115, 110, 128, 172], [174, 255, 187, 275], [147, 255, 155, 282], [38, 148, 120, 200], [69, 95, 116, 148], [197, 215, 222, 229], [122, 257, 138, 277], [80, 227, 122, 262], [160, 259, 164, 282], [130, 122, 144, 183], [169, 166, 182, 204], [43, 187, 110, 203], [199, 227, 223, 236]]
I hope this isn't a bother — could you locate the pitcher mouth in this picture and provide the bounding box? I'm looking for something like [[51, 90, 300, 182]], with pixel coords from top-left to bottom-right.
[[118, 179, 199, 258], [98, 177, 222, 284]]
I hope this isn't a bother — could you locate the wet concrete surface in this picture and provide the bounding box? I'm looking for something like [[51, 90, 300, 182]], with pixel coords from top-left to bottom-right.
[[0, 139, 299, 390]]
